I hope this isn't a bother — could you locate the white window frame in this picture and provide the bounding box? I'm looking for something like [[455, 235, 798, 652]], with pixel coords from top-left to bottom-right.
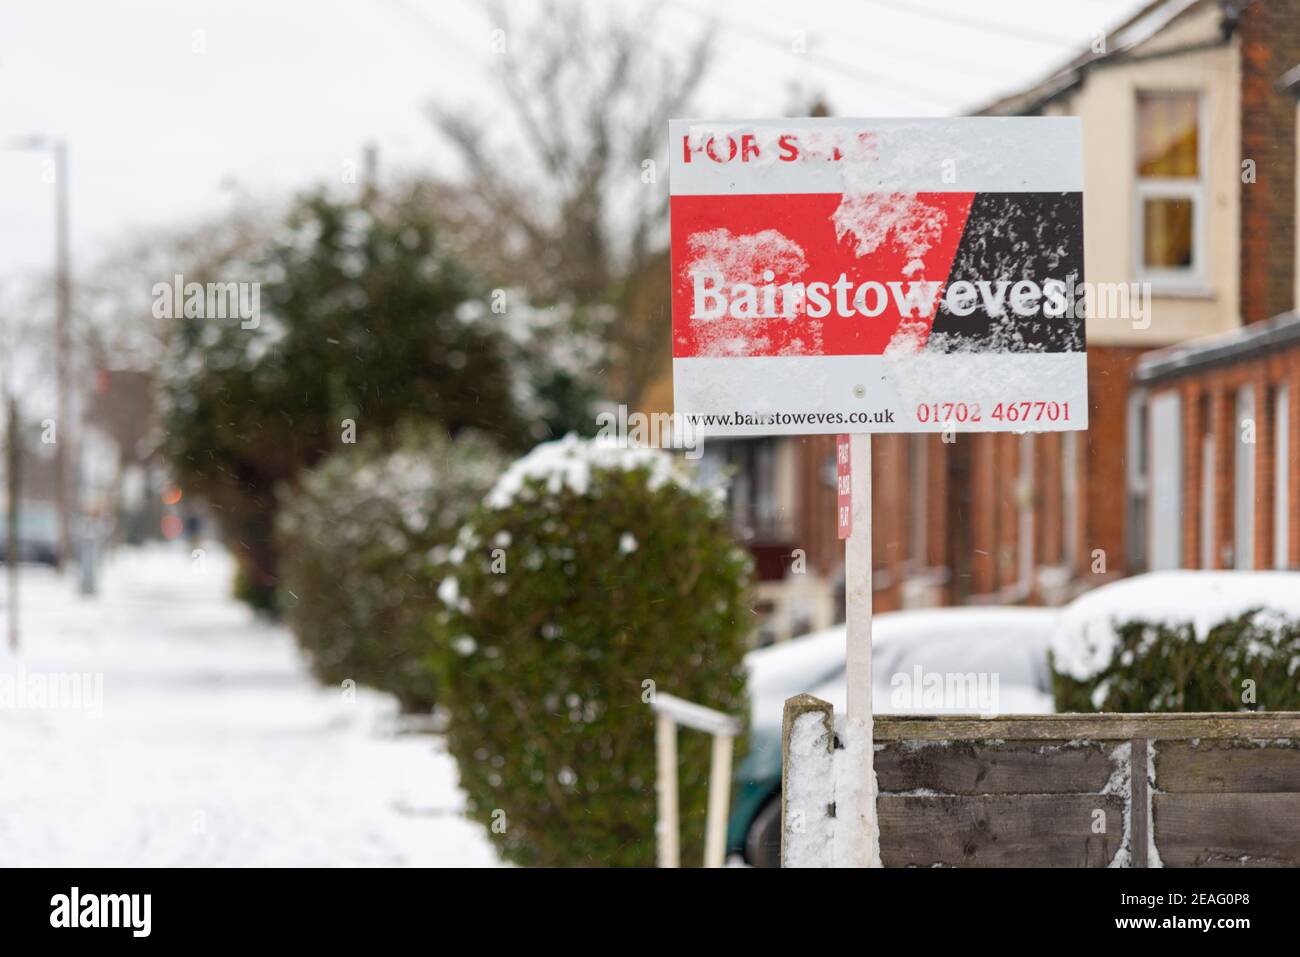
[[1234, 385, 1256, 570], [1126, 390, 1150, 571], [1133, 90, 1206, 290]]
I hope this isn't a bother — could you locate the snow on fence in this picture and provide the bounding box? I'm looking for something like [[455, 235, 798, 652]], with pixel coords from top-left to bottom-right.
[[782, 697, 1300, 867], [650, 692, 744, 868]]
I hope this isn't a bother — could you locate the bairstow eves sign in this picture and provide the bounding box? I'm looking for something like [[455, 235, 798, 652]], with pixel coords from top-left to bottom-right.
[[669, 117, 1087, 437]]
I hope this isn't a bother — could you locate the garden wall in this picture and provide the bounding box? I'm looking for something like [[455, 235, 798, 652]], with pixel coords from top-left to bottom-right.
[[782, 702, 1300, 867]]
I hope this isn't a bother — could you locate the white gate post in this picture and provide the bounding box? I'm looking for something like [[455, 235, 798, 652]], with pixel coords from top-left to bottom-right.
[[704, 731, 735, 868], [651, 692, 743, 867], [655, 710, 680, 868]]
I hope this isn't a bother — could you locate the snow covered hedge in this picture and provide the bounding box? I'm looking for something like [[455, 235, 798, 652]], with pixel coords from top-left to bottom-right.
[[277, 424, 504, 711], [1050, 572, 1300, 712], [431, 435, 752, 867], [159, 188, 527, 611]]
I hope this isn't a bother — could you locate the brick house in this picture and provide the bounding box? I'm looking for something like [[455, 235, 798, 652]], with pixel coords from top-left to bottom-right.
[[1132, 311, 1300, 571], [962, 0, 1300, 590], [665, 0, 1300, 644], [1124, 11, 1300, 576]]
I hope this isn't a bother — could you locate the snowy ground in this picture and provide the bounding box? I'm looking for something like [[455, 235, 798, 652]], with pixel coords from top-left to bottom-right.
[[0, 543, 499, 867]]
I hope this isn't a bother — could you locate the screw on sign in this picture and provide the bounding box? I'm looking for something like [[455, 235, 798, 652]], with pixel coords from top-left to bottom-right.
[[669, 117, 1087, 867]]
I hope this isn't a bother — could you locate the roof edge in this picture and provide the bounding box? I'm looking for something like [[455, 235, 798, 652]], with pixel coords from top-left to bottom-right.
[[975, 0, 1229, 117], [1134, 311, 1300, 384]]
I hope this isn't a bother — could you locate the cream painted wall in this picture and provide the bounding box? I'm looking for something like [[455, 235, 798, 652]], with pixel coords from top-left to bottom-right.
[[1046, 3, 1240, 346]]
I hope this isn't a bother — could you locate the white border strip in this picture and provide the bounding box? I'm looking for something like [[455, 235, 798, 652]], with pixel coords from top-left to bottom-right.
[[674, 353, 1089, 436], [669, 117, 1083, 196]]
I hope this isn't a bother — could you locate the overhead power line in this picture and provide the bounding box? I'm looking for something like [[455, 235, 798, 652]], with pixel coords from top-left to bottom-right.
[[737, 0, 1014, 81], [663, 0, 963, 111], [861, 0, 1089, 49]]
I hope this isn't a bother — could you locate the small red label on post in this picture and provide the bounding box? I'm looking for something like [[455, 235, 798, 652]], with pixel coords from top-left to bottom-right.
[[836, 434, 851, 539]]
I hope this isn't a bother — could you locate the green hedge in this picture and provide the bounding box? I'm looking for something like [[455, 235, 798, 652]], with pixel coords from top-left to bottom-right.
[[161, 189, 527, 610], [277, 424, 503, 711], [431, 437, 751, 866], [1052, 610, 1300, 712]]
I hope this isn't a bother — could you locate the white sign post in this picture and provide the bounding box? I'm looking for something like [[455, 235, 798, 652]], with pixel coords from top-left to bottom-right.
[[669, 117, 1086, 866], [841, 432, 879, 866]]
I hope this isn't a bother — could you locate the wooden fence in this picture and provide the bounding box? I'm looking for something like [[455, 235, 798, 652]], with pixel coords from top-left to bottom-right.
[[781, 696, 1300, 867]]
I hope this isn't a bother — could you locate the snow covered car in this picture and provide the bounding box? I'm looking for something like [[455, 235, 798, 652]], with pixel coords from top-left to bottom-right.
[[729, 607, 1058, 867]]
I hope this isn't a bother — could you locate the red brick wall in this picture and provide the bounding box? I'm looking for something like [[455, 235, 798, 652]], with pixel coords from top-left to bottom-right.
[[871, 434, 906, 612], [1256, 368, 1275, 569], [793, 434, 840, 578], [943, 434, 976, 603], [792, 337, 1300, 611], [923, 434, 950, 574], [1179, 380, 1206, 567], [969, 434, 998, 596], [1239, 0, 1300, 324], [1037, 432, 1063, 567], [1003, 435, 1027, 591], [1153, 345, 1300, 572], [1085, 346, 1147, 577]]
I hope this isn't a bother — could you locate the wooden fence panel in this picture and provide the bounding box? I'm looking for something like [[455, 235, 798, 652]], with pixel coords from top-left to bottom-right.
[[878, 793, 1125, 867], [829, 712, 1300, 867], [1154, 740, 1300, 793], [1153, 792, 1300, 867], [874, 740, 1114, 795]]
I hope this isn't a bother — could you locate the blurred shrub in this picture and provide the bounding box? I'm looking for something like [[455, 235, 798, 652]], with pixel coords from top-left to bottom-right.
[[160, 187, 526, 610], [1052, 611, 1300, 712], [278, 424, 504, 711], [432, 436, 751, 866], [233, 564, 278, 615]]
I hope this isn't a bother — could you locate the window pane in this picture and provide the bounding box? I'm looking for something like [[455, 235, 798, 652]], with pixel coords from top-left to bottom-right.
[[1149, 393, 1183, 570], [1137, 92, 1198, 177], [1142, 197, 1194, 268]]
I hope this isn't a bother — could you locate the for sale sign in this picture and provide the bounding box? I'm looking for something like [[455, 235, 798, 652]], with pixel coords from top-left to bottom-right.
[[836, 434, 851, 540], [669, 117, 1087, 436]]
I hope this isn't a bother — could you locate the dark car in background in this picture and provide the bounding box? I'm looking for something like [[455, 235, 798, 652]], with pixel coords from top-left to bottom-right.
[[0, 502, 61, 565]]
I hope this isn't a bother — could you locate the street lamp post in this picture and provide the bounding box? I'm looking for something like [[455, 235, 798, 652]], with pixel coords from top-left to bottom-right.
[[6, 136, 72, 569], [6, 395, 18, 650]]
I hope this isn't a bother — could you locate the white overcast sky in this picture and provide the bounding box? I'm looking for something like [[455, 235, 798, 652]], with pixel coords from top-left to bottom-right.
[[0, 0, 1136, 299]]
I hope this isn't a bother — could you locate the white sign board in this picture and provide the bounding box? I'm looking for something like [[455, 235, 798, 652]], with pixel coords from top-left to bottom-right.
[[669, 117, 1087, 436]]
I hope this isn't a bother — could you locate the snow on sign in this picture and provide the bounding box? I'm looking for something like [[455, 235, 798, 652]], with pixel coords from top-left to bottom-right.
[[669, 117, 1088, 437]]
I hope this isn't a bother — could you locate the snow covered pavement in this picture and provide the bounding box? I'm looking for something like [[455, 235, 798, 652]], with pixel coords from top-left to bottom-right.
[[0, 544, 499, 867]]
